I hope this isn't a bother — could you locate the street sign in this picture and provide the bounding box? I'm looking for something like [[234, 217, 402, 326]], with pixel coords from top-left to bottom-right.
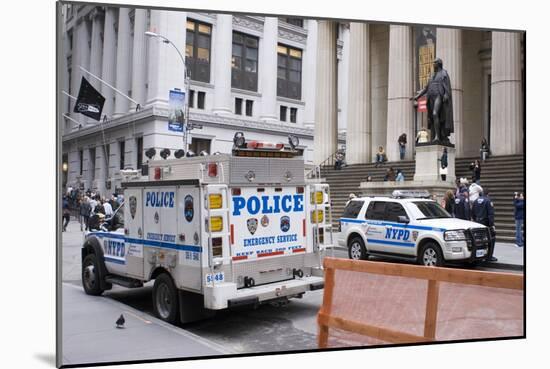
[[168, 89, 185, 132]]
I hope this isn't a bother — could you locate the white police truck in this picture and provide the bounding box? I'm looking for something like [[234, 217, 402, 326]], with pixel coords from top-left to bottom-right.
[[81, 134, 331, 324], [338, 190, 491, 266]]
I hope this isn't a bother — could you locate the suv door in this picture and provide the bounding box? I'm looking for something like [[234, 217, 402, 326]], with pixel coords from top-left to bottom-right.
[[364, 201, 388, 252], [381, 202, 416, 256]]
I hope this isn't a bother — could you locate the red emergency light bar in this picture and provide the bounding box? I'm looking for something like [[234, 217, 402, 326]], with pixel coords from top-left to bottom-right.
[[246, 141, 285, 150]]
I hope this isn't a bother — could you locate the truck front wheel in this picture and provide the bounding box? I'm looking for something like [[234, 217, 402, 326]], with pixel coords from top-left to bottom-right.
[[153, 273, 180, 324]]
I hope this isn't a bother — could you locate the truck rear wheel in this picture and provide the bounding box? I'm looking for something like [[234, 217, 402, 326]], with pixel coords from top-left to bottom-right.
[[348, 236, 368, 261], [82, 254, 105, 296], [153, 273, 180, 324]]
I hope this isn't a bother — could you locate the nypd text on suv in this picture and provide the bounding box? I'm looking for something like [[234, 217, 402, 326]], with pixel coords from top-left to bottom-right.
[[338, 190, 491, 266], [81, 133, 332, 324]]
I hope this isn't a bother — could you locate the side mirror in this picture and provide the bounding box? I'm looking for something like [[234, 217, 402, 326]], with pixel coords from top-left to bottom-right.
[[398, 216, 410, 224]]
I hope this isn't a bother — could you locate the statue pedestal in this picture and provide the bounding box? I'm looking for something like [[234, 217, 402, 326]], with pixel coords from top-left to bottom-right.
[[413, 144, 456, 184]]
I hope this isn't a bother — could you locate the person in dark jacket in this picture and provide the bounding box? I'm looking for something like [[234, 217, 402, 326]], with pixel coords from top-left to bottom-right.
[[472, 192, 497, 262], [454, 188, 471, 221], [398, 133, 407, 160], [62, 196, 71, 232], [384, 167, 396, 181], [469, 160, 481, 184], [79, 196, 92, 231], [514, 192, 525, 247], [443, 190, 455, 216]]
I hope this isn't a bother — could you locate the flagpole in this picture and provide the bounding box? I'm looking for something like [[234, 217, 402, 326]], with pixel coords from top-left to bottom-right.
[[63, 114, 81, 126], [78, 65, 140, 107], [62, 90, 77, 100]]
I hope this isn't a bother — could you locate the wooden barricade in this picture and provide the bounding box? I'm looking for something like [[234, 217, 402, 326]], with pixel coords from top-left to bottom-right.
[[317, 257, 524, 348]]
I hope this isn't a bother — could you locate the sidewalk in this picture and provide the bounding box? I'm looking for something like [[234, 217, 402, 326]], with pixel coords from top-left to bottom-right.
[[330, 232, 524, 271], [60, 219, 230, 366], [490, 242, 524, 271], [61, 283, 230, 366]]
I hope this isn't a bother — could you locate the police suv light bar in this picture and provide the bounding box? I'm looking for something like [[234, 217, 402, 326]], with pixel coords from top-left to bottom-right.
[[392, 190, 431, 199]]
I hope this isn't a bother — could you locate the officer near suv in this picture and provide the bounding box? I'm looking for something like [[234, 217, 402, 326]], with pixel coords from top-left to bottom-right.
[[471, 191, 498, 262]]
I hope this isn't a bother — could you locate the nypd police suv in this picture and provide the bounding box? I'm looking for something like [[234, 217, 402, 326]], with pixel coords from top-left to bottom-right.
[[338, 190, 491, 266], [81, 134, 331, 324]]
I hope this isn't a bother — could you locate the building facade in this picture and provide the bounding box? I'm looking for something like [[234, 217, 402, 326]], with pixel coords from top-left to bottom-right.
[[60, 4, 524, 195]]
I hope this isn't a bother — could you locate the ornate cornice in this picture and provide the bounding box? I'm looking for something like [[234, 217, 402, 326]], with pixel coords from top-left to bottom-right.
[[233, 15, 264, 33], [278, 21, 308, 44], [62, 105, 346, 144]]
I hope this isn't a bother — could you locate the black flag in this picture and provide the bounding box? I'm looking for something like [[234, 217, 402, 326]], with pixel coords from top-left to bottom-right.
[[73, 77, 105, 121]]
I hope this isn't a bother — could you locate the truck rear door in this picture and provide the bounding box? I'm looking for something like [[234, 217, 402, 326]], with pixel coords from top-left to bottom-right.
[[230, 186, 306, 261]]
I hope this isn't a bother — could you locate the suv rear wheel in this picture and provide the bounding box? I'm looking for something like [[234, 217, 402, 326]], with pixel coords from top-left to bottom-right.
[[418, 242, 443, 267], [348, 236, 368, 261]]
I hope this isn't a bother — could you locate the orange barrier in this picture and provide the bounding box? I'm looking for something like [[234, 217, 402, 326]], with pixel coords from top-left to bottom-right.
[[318, 257, 524, 348]]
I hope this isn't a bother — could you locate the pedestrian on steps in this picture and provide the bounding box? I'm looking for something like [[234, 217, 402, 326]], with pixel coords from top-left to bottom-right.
[[514, 192, 525, 247], [398, 133, 407, 160]]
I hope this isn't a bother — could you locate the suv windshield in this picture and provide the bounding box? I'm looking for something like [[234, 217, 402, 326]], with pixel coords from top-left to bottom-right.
[[407, 201, 451, 220]]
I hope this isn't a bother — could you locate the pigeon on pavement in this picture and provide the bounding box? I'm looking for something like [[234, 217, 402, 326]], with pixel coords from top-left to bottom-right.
[[116, 314, 125, 328]]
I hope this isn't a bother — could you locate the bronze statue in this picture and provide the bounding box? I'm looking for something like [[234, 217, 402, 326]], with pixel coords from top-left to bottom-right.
[[411, 58, 454, 144]]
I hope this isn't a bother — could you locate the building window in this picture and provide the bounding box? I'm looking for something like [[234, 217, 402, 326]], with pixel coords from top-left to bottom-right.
[[136, 137, 143, 169], [186, 19, 211, 83], [190, 138, 211, 155], [235, 98, 243, 115], [290, 107, 297, 123], [231, 32, 259, 91], [281, 18, 304, 27], [197, 91, 206, 109], [79, 149, 83, 176], [245, 100, 253, 117], [277, 45, 302, 100], [280, 106, 287, 122], [119, 141, 125, 170], [189, 89, 195, 108]]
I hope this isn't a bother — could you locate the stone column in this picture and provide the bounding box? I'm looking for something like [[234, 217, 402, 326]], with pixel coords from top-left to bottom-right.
[[67, 149, 80, 187], [101, 7, 117, 118], [95, 144, 108, 195], [386, 25, 414, 161], [146, 10, 187, 105], [303, 20, 318, 128], [89, 9, 104, 91], [212, 14, 233, 115], [437, 28, 463, 155], [346, 22, 371, 164], [131, 9, 147, 110], [114, 8, 132, 117], [82, 148, 94, 190], [490, 31, 523, 155], [259, 17, 278, 122], [313, 21, 338, 165], [73, 19, 91, 125]]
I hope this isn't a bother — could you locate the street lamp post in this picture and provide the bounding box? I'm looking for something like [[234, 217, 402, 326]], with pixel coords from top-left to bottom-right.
[[145, 31, 191, 152]]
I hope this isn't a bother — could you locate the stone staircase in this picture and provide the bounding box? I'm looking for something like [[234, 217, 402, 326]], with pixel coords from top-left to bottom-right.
[[456, 155, 524, 243], [320, 160, 416, 228], [319, 154, 524, 243]]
